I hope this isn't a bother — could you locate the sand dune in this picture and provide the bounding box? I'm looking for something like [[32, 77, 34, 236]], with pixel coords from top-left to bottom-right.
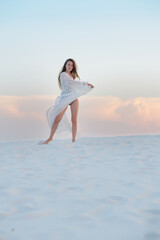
[[0, 136, 160, 240]]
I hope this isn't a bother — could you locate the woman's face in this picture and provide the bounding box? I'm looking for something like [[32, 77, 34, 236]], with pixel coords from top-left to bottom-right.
[[66, 61, 73, 72]]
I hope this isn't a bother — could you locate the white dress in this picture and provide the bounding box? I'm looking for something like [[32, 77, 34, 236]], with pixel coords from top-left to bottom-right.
[[46, 71, 93, 135]]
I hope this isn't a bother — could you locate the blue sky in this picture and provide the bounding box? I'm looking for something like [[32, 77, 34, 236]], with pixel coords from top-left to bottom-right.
[[0, 0, 160, 99]]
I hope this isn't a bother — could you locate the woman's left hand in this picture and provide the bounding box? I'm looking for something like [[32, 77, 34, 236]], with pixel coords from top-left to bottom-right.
[[88, 83, 94, 88]]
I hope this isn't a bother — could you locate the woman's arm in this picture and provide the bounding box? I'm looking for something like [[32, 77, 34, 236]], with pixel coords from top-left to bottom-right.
[[60, 72, 84, 87], [60, 72, 94, 88]]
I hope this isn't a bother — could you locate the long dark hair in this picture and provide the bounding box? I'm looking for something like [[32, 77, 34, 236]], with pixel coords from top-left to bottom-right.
[[58, 58, 81, 89]]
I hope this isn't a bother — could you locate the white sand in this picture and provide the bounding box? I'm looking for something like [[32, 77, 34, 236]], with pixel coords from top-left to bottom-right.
[[0, 135, 160, 240]]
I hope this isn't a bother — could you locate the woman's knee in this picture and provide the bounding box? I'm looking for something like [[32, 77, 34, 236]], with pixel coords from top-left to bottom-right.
[[54, 116, 61, 125], [71, 116, 77, 124]]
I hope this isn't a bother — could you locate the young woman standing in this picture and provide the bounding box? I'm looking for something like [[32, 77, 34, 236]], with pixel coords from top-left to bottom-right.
[[41, 58, 94, 144]]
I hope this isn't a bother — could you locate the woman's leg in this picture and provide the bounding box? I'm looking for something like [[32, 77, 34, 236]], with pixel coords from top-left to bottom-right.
[[70, 99, 79, 142], [42, 106, 68, 144]]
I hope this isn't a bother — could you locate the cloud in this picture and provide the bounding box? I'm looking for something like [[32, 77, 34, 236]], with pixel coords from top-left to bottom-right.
[[0, 95, 160, 140], [79, 96, 160, 135], [0, 95, 55, 121]]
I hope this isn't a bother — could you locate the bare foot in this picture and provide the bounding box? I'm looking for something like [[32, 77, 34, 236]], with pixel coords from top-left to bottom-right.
[[42, 137, 53, 144]]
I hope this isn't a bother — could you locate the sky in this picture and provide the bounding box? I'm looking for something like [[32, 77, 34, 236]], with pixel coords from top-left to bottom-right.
[[0, 0, 160, 140]]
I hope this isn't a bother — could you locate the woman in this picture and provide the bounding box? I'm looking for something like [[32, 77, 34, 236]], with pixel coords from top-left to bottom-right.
[[41, 58, 94, 144]]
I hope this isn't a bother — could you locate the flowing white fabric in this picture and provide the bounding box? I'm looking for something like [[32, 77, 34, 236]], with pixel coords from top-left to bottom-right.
[[46, 72, 93, 135]]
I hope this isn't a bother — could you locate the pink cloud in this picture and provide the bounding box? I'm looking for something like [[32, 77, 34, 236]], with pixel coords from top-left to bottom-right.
[[0, 95, 160, 140]]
